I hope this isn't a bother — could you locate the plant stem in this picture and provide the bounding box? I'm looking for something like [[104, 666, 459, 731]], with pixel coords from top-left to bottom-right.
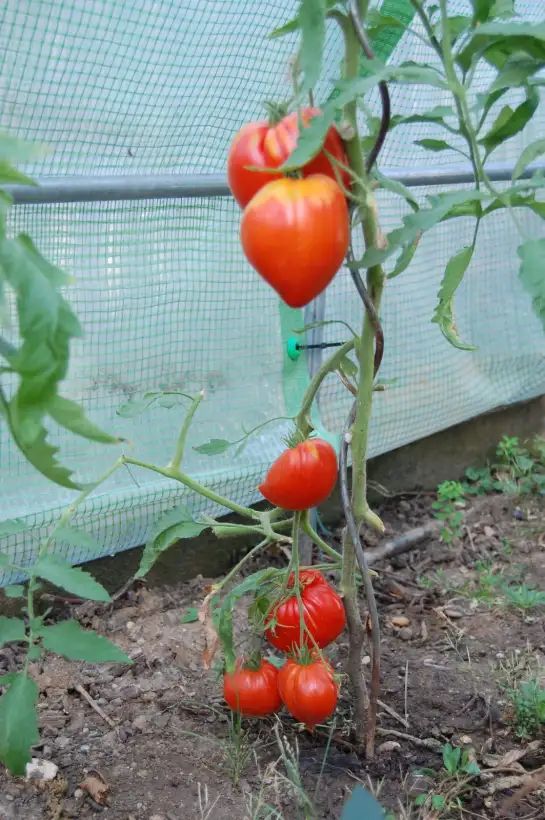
[[122, 456, 260, 520], [212, 538, 270, 594], [295, 339, 355, 436], [169, 390, 204, 471], [301, 512, 342, 562]]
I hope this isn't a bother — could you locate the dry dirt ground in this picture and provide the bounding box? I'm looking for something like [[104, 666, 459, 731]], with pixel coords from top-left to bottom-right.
[[0, 492, 544, 820]]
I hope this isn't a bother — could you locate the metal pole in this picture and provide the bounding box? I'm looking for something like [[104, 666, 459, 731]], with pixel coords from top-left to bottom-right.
[[3, 161, 544, 205]]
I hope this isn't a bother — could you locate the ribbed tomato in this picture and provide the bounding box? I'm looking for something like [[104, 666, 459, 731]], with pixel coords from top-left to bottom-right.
[[278, 656, 338, 729], [258, 438, 338, 511], [223, 658, 282, 717], [264, 570, 346, 652], [227, 106, 350, 209], [240, 175, 349, 308]]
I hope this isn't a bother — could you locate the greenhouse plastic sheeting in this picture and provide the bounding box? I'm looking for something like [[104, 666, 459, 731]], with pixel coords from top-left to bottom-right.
[[1, 1, 545, 584]]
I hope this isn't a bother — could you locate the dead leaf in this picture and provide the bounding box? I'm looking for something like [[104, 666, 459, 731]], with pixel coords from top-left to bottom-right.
[[80, 774, 109, 805], [391, 616, 410, 628], [420, 620, 429, 641], [198, 588, 220, 669], [484, 740, 542, 771], [443, 606, 465, 619]]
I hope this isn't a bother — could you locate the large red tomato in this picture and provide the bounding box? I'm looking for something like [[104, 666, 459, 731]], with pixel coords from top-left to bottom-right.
[[264, 569, 346, 652], [227, 107, 351, 209], [278, 656, 338, 729], [240, 175, 349, 308], [258, 438, 338, 511], [223, 658, 282, 717]]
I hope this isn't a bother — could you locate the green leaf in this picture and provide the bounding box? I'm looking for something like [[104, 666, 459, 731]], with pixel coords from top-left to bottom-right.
[[458, 22, 545, 73], [136, 504, 208, 579], [0, 518, 29, 536], [0, 162, 37, 187], [294, 319, 356, 337], [358, 190, 487, 269], [0, 617, 25, 647], [472, 0, 514, 23], [0, 132, 48, 164], [181, 607, 199, 624], [299, 0, 326, 94], [341, 785, 386, 820], [269, 17, 299, 39], [40, 619, 131, 663], [338, 355, 357, 381], [479, 88, 539, 154], [53, 524, 100, 554], [489, 54, 545, 93], [431, 795, 446, 809], [33, 555, 111, 602], [3, 585, 24, 599], [433, 246, 476, 351], [474, 87, 510, 122], [436, 15, 471, 43], [218, 569, 278, 674], [373, 168, 419, 211], [0, 673, 39, 775], [391, 105, 456, 128], [463, 761, 481, 775], [414, 138, 456, 152], [47, 395, 118, 445], [513, 139, 545, 180], [193, 438, 232, 456], [367, 10, 406, 34], [388, 237, 421, 279], [518, 238, 545, 331], [116, 396, 155, 418]]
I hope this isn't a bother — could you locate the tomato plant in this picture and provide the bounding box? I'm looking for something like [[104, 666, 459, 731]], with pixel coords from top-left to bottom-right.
[[265, 569, 346, 652], [240, 174, 349, 308], [227, 106, 350, 209], [278, 655, 338, 729], [258, 438, 338, 510], [223, 657, 282, 717]]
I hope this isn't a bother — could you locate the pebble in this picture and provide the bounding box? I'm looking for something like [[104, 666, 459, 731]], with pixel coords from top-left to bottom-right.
[[397, 627, 413, 641], [25, 758, 59, 782], [121, 684, 140, 700], [377, 741, 401, 754], [133, 715, 149, 731], [54, 736, 70, 750]]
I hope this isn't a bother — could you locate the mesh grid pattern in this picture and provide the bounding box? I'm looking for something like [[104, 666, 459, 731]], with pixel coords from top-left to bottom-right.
[[1, 0, 545, 584]]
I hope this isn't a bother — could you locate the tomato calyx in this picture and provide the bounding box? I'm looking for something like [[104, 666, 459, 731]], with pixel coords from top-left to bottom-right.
[[240, 650, 265, 672], [282, 427, 312, 449], [262, 99, 291, 126]]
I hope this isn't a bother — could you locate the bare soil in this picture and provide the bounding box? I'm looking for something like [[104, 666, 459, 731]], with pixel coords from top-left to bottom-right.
[[0, 492, 544, 820]]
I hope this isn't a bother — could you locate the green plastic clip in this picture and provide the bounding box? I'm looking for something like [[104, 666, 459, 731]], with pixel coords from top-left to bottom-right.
[[286, 336, 302, 361]]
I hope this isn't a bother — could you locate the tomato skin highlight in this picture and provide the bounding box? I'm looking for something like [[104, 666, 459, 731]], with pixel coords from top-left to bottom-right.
[[278, 656, 338, 729], [240, 175, 349, 309], [264, 569, 346, 653], [258, 438, 338, 511], [227, 107, 351, 209], [223, 658, 282, 717]]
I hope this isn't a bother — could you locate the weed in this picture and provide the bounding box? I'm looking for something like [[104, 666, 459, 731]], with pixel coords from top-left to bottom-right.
[[504, 584, 545, 611], [432, 481, 466, 543], [509, 680, 545, 739], [225, 711, 256, 787], [464, 434, 545, 496], [412, 743, 480, 816]]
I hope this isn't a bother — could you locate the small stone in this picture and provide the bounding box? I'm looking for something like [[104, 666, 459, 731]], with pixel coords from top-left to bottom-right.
[[397, 627, 413, 641], [142, 691, 157, 702], [149, 815, 166, 820], [121, 684, 140, 700], [67, 712, 85, 734], [133, 715, 149, 731], [54, 736, 70, 750], [153, 713, 170, 729], [74, 789, 84, 799], [483, 525, 495, 538], [126, 621, 136, 631], [0, 797, 18, 820], [443, 606, 465, 619], [377, 741, 401, 754], [25, 758, 59, 782], [391, 616, 410, 628], [460, 735, 472, 745], [79, 744, 90, 753]]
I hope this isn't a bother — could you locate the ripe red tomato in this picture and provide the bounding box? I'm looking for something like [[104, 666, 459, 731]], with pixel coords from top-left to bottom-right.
[[223, 658, 282, 717], [278, 656, 338, 729], [264, 569, 346, 652], [227, 107, 351, 209], [258, 438, 338, 511], [240, 175, 349, 308]]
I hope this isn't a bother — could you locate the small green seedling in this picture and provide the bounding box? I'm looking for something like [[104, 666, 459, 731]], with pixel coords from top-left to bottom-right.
[[432, 481, 466, 544], [510, 680, 545, 739]]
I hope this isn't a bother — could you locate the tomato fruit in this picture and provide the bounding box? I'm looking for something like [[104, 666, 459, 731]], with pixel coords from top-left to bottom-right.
[[278, 656, 338, 729], [223, 658, 282, 717], [240, 175, 349, 309], [258, 438, 338, 511], [264, 569, 346, 652], [227, 106, 350, 209]]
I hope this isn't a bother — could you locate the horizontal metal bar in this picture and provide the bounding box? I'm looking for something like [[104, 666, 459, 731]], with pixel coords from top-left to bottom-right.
[[4, 161, 544, 205]]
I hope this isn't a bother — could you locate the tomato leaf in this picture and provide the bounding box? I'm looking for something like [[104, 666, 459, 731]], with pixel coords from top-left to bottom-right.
[[136, 504, 208, 579], [0, 132, 48, 164], [0, 673, 39, 776], [472, 0, 516, 24], [181, 607, 199, 624], [479, 88, 539, 154], [391, 105, 456, 129], [489, 54, 545, 93], [518, 238, 545, 332], [341, 785, 386, 820], [373, 169, 419, 212], [299, 0, 326, 95], [512, 138, 545, 180], [3, 585, 25, 599], [53, 525, 100, 554], [193, 438, 232, 456], [0, 518, 29, 536], [39, 619, 131, 663], [47, 395, 119, 445], [458, 22, 545, 73], [0, 616, 26, 648], [338, 355, 358, 381], [414, 138, 456, 153], [33, 555, 111, 602], [387, 236, 421, 279], [0, 162, 37, 187], [218, 569, 278, 674], [433, 246, 476, 351]]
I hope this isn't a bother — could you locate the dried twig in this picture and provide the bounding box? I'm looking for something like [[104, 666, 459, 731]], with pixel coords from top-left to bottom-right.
[[376, 727, 442, 752], [74, 683, 116, 728], [497, 766, 545, 815]]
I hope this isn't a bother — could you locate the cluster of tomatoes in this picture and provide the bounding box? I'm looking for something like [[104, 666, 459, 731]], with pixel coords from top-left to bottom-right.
[[227, 106, 351, 308], [223, 569, 347, 729]]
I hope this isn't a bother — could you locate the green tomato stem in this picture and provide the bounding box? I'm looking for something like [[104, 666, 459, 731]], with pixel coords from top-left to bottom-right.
[[169, 390, 205, 471], [295, 340, 355, 436]]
